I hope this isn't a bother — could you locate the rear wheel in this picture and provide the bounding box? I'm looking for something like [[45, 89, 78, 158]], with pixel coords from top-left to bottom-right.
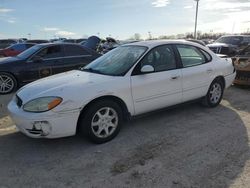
[[0, 72, 17, 94], [202, 79, 224, 107], [78, 100, 123, 144]]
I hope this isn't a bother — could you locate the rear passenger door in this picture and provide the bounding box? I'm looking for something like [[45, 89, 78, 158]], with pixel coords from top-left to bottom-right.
[[175, 44, 214, 102]]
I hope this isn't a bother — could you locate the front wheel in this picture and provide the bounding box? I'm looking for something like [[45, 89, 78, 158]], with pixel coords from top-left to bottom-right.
[[202, 79, 224, 107], [78, 100, 123, 144]]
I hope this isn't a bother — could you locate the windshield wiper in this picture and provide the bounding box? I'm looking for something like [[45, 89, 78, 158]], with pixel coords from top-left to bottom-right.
[[82, 68, 102, 74]]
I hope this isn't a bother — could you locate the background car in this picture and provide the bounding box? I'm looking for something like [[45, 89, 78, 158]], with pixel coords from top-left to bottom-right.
[[0, 39, 22, 49], [0, 43, 35, 57], [232, 45, 250, 86], [8, 40, 236, 143], [0, 43, 100, 94], [207, 35, 250, 57]]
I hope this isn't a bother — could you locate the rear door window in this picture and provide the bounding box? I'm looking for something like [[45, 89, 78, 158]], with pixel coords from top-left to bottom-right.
[[64, 45, 90, 56], [176, 45, 206, 68]]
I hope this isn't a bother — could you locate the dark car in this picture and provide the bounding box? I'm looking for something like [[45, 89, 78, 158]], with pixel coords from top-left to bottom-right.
[[0, 43, 35, 57], [0, 43, 100, 94], [207, 35, 250, 57], [232, 45, 250, 86]]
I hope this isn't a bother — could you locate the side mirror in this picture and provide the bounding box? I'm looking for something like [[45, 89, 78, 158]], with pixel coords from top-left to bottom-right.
[[140, 65, 154, 73]]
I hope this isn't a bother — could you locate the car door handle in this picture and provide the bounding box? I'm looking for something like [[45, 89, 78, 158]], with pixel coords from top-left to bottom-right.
[[206, 69, 213, 73], [171, 75, 180, 80]]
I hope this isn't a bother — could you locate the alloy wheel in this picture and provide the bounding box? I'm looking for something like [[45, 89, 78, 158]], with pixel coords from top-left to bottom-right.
[[91, 107, 118, 138], [209, 83, 222, 104], [0, 74, 15, 94]]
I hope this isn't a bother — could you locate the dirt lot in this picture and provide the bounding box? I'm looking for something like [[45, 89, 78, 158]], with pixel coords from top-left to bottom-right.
[[0, 86, 250, 188]]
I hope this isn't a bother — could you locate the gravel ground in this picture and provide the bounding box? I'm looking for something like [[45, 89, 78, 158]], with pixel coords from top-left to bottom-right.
[[0, 86, 250, 188]]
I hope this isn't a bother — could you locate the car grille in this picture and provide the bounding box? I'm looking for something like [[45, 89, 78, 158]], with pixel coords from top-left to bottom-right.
[[235, 70, 250, 80], [16, 95, 23, 108]]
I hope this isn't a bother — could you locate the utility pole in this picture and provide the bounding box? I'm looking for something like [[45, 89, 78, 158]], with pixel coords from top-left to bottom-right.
[[194, 0, 200, 39]]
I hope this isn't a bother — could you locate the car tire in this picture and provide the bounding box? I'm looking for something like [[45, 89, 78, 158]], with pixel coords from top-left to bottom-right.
[[78, 100, 123, 144], [0, 72, 17, 94], [202, 79, 224, 108]]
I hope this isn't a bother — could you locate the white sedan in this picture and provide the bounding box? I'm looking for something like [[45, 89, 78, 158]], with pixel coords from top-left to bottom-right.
[[8, 40, 236, 143]]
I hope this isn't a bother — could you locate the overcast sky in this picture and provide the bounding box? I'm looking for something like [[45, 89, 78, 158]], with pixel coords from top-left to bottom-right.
[[0, 0, 250, 39]]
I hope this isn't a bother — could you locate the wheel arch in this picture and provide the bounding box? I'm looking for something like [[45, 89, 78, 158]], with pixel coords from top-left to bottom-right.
[[213, 75, 225, 89], [76, 95, 131, 133]]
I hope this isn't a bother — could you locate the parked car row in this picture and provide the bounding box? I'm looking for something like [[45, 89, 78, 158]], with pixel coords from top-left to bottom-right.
[[7, 40, 236, 143], [0, 43, 100, 94], [0, 43, 35, 57]]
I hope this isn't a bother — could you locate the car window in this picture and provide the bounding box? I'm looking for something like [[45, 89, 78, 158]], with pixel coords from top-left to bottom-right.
[[64, 45, 89, 56], [140, 45, 177, 72], [84, 46, 147, 76], [176, 45, 206, 68], [201, 49, 212, 62], [35, 45, 63, 59]]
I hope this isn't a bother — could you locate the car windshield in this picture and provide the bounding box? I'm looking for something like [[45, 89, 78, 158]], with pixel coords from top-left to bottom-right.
[[216, 36, 243, 45], [83, 45, 147, 76], [17, 45, 42, 59]]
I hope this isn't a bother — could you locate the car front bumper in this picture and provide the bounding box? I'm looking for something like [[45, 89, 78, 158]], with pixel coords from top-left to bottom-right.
[[8, 99, 80, 139]]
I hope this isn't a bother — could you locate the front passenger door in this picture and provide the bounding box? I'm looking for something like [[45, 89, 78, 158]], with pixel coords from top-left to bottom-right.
[[131, 45, 182, 115]]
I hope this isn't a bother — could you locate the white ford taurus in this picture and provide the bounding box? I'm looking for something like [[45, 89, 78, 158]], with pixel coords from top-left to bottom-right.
[[8, 40, 236, 143]]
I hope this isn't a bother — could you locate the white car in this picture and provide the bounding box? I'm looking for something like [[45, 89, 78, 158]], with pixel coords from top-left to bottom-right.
[[8, 40, 236, 143]]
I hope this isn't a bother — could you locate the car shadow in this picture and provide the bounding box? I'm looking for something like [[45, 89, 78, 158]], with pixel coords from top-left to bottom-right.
[[0, 100, 249, 187]]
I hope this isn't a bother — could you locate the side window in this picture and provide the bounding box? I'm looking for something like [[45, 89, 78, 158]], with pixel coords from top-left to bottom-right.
[[64, 45, 90, 56], [35, 45, 63, 59], [201, 49, 212, 62], [140, 45, 177, 72], [176, 45, 206, 68]]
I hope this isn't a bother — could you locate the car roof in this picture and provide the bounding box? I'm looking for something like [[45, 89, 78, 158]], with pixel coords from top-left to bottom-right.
[[123, 40, 207, 49]]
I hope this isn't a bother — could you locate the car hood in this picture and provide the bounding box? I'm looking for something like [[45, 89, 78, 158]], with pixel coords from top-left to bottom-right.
[[0, 56, 21, 65], [17, 70, 115, 103]]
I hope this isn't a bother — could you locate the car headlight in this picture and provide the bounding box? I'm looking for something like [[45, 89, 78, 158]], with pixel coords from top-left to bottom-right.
[[23, 97, 62, 112]]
